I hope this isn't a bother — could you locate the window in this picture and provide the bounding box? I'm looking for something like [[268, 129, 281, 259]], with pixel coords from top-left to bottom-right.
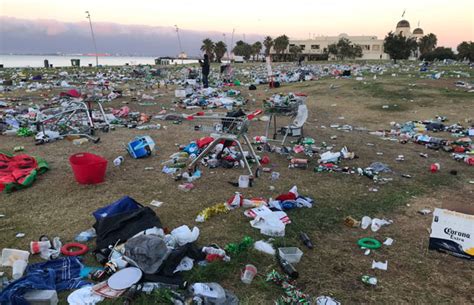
[[299, 45, 306, 50], [361, 45, 370, 51], [311, 44, 320, 50], [372, 45, 380, 51], [289, 44, 296, 48], [323, 48, 327, 53]]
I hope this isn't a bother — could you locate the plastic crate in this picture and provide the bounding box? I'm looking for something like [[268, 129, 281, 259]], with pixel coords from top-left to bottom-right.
[[278, 247, 303, 264]]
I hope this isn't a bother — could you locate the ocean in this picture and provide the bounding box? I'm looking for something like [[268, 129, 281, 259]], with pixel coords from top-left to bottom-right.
[[0, 55, 199, 68]]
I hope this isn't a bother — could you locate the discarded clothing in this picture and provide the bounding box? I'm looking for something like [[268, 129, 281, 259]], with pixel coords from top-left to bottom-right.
[[26, 256, 88, 291], [1, 257, 88, 305], [0, 152, 49, 193], [0, 270, 56, 305]]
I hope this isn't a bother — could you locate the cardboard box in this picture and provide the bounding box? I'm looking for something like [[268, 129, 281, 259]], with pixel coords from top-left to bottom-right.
[[429, 208, 474, 260]]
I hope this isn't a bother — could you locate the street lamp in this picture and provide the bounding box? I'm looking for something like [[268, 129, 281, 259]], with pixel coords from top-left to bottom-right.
[[174, 25, 184, 64], [85, 11, 99, 67], [223, 33, 230, 63]]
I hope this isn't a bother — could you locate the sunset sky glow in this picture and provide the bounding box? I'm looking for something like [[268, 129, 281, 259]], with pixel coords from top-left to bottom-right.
[[1, 0, 473, 49]]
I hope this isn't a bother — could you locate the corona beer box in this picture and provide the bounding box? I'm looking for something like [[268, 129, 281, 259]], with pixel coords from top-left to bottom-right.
[[429, 208, 474, 260]]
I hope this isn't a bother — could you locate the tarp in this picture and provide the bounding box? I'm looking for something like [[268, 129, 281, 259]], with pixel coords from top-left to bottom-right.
[[0, 152, 49, 193]]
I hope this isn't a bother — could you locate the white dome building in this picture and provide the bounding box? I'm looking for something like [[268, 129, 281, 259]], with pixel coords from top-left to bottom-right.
[[412, 27, 424, 41], [395, 20, 411, 37]]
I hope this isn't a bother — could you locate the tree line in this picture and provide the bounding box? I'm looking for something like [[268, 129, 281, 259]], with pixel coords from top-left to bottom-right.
[[200, 34, 474, 63], [383, 33, 473, 62], [200, 35, 292, 62]]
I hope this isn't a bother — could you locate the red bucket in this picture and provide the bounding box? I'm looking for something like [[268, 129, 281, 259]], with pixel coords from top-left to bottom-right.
[[69, 153, 108, 184]]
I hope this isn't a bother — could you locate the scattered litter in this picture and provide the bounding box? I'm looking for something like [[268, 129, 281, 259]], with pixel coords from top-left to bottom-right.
[[429, 208, 474, 260], [344, 216, 360, 228], [361, 275, 378, 286], [149, 200, 163, 208], [418, 209, 432, 215], [316, 296, 341, 305], [383, 237, 394, 246], [358, 238, 382, 249], [371, 260, 388, 271], [254, 240, 276, 255]]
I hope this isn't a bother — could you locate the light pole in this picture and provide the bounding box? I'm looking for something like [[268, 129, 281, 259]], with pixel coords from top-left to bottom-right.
[[85, 11, 99, 67], [223, 33, 230, 63], [230, 28, 235, 62], [174, 25, 184, 64]]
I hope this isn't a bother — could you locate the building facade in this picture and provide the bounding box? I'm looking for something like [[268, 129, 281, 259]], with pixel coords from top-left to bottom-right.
[[272, 19, 425, 61], [287, 34, 389, 60]]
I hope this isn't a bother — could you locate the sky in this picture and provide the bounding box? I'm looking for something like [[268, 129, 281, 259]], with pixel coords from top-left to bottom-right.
[[1, 0, 473, 50]]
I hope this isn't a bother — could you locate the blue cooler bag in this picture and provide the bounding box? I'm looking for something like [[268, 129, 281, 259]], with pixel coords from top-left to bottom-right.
[[127, 136, 155, 159]]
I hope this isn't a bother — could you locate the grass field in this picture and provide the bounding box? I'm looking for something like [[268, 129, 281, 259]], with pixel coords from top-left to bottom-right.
[[1, 61, 473, 304]]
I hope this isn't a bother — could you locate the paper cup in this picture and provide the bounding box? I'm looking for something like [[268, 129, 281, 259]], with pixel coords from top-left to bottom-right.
[[241, 264, 257, 284], [30, 240, 51, 254]]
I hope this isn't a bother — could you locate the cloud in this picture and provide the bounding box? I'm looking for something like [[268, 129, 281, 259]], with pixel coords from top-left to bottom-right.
[[0, 17, 263, 56]]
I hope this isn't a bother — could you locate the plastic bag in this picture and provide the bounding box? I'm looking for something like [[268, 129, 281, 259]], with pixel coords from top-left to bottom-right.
[[170, 225, 200, 246], [254, 240, 275, 255]]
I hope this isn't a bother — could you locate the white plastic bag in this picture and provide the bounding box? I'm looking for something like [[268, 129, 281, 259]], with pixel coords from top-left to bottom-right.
[[170, 225, 200, 246], [254, 240, 275, 255]]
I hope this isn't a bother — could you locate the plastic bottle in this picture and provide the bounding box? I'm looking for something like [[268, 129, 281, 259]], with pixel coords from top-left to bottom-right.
[[75, 228, 97, 242], [361, 275, 377, 286], [278, 256, 298, 279], [162, 157, 188, 166], [167, 162, 187, 169], [299, 232, 314, 249]]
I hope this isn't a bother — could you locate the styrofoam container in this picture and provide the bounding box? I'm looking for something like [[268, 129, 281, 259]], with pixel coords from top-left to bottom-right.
[[278, 247, 303, 264], [1, 248, 30, 266]]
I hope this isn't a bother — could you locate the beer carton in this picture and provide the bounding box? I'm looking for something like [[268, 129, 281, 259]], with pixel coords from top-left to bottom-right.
[[429, 208, 474, 260]]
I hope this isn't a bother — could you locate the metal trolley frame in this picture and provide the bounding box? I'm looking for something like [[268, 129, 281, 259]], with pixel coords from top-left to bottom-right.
[[185, 109, 263, 178]]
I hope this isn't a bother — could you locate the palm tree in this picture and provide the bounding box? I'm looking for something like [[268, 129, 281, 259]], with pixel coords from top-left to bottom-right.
[[201, 38, 215, 61], [214, 41, 227, 63], [273, 35, 290, 61], [418, 33, 437, 57], [263, 36, 274, 57], [289, 45, 302, 61], [251, 41, 263, 61]]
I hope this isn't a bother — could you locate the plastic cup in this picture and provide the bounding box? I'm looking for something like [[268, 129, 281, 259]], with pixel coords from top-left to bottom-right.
[[238, 175, 249, 188], [430, 163, 440, 173], [12, 259, 28, 280], [241, 264, 257, 284], [361, 216, 372, 230], [30, 240, 51, 254]]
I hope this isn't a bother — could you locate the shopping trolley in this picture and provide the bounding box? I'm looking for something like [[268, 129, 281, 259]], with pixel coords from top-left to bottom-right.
[[34, 83, 110, 144], [185, 109, 263, 178], [264, 93, 308, 145]]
